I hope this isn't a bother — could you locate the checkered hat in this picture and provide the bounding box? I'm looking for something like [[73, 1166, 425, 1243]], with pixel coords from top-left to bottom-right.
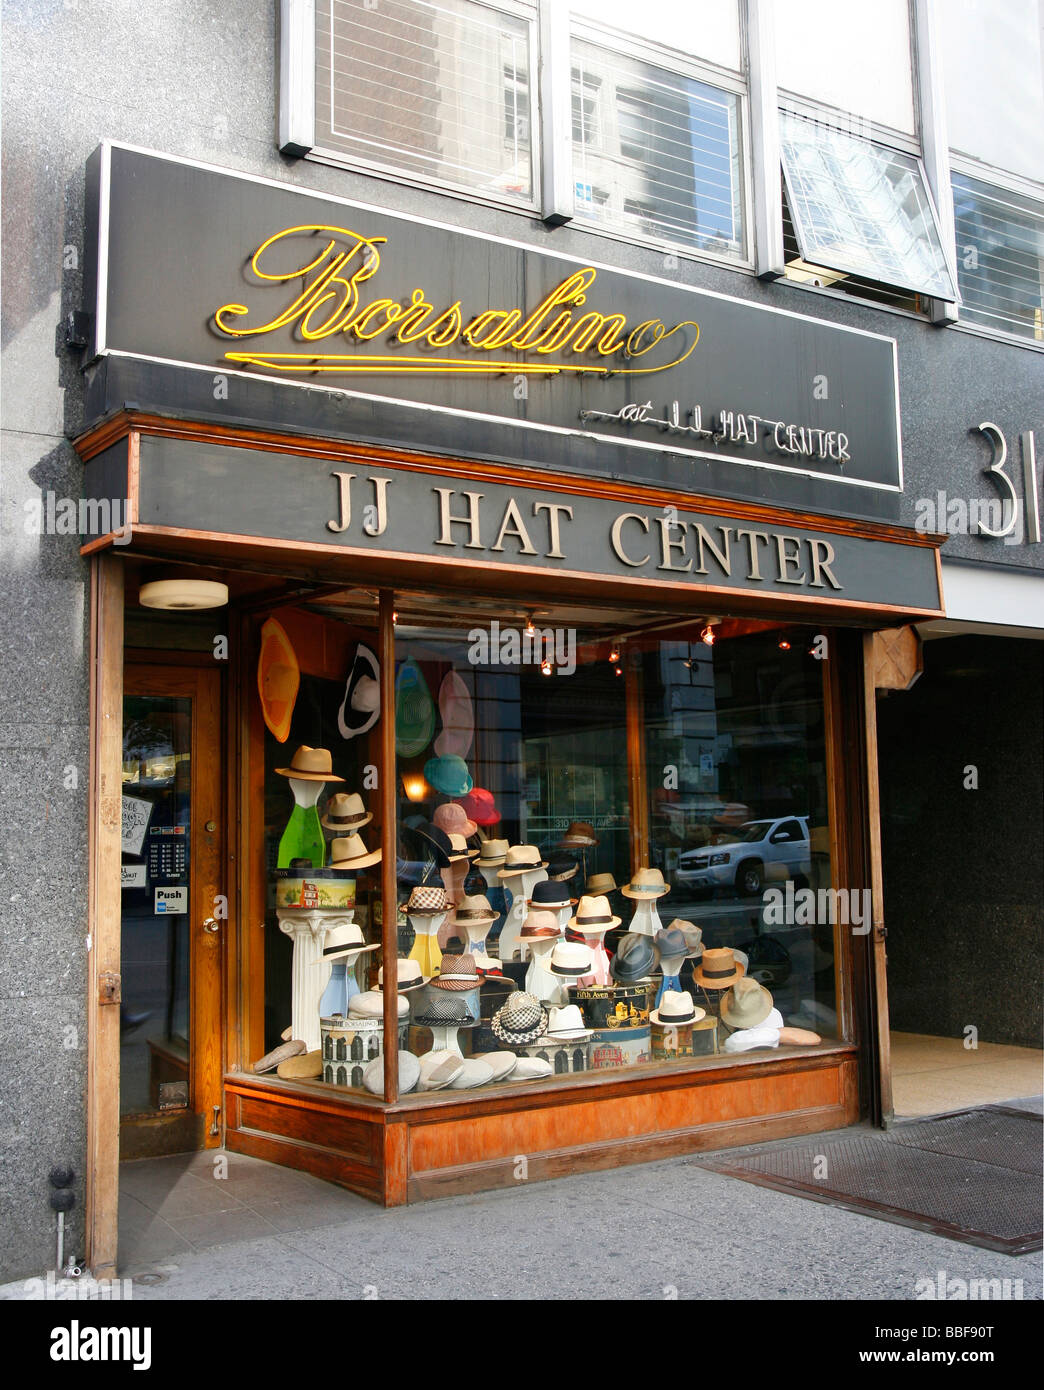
[[413, 993, 475, 1026], [491, 991, 546, 1046]]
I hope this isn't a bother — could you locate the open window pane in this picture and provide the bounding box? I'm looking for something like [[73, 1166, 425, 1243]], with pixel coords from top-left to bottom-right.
[[571, 39, 744, 257], [779, 110, 957, 302], [315, 0, 535, 204], [952, 173, 1044, 342]]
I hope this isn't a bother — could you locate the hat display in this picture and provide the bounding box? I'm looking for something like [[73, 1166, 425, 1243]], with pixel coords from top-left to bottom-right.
[[414, 822, 454, 869], [348, 991, 410, 1019], [338, 643, 380, 741], [498, 844, 549, 877], [276, 1049, 322, 1080], [655, 926, 688, 961], [491, 991, 546, 1046], [275, 745, 344, 782], [434, 670, 475, 759], [457, 787, 501, 826], [378, 959, 426, 991], [423, 753, 474, 797], [586, 872, 618, 895], [448, 1058, 494, 1089], [328, 834, 381, 869], [570, 894, 622, 933], [546, 852, 579, 881], [453, 893, 499, 925], [447, 832, 478, 862], [649, 989, 706, 1026], [549, 941, 594, 978], [418, 1051, 465, 1091], [363, 1051, 420, 1096], [621, 866, 670, 899], [395, 660, 436, 757], [528, 880, 576, 909], [413, 993, 476, 1025], [475, 838, 510, 867], [693, 946, 746, 989], [253, 1039, 306, 1074], [544, 1004, 593, 1039], [610, 932, 656, 982], [720, 977, 774, 1030], [315, 923, 379, 962], [559, 821, 598, 846], [321, 791, 373, 832], [669, 919, 703, 958], [510, 1056, 553, 1080], [519, 909, 561, 941], [429, 954, 480, 991], [257, 617, 300, 745], [406, 885, 448, 915], [433, 801, 477, 838]]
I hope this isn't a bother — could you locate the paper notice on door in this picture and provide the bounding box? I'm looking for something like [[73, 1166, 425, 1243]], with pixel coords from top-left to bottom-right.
[[121, 864, 147, 889], [155, 886, 188, 915], [121, 795, 152, 855]]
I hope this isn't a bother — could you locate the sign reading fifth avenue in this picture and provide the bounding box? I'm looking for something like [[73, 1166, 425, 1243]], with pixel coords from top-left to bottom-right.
[[87, 144, 905, 524]]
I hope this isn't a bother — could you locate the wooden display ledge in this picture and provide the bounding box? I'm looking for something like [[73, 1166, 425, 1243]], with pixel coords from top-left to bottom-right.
[[224, 1044, 859, 1205]]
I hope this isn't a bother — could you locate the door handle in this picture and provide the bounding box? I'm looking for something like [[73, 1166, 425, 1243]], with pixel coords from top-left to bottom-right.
[[202, 917, 221, 934]]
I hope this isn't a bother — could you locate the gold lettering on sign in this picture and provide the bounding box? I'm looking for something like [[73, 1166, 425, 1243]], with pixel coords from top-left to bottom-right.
[[214, 226, 699, 377]]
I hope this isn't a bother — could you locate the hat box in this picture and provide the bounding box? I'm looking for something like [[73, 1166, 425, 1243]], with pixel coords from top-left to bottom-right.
[[571, 982, 651, 1031], [320, 1016, 409, 1089], [650, 1016, 718, 1058], [274, 870, 357, 910], [588, 1026, 651, 1070], [518, 1038, 591, 1075]]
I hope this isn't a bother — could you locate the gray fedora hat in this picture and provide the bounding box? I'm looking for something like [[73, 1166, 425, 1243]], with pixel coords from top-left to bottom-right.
[[610, 932, 656, 982]]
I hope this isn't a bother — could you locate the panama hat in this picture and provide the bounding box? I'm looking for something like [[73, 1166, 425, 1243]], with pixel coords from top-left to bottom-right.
[[655, 926, 688, 961], [520, 909, 561, 941], [328, 834, 381, 870], [491, 991, 546, 1046], [692, 946, 746, 989], [570, 894, 621, 933], [549, 941, 593, 978], [447, 832, 478, 862], [453, 893, 499, 926], [348, 990, 410, 1019], [559, 821, 598, 847], [649, 989, 705, 1026], [449, 1058, 494, 1090], [378, 959, 427, 991], [669, 919, 703, 958], [586, 872, 618, 895], [275, 745, 344, 782], [433, 801, 477, 838], [424, 754, 473, 797], [429, 953, 480, 991], [610, 932, 656, 982], [434, 670, 474, 759], [315, 922, 379, 963], [720, 977, 774, 1029], [321, 791, 372, 832], [253, 1039, 306, 1074], [544, 1004, 593, 1039], [510, 1056, 553, 1080], [498, 845, 548, 877], [395, 660, 436, 757], [528, 880, 576, 910], [418, 1051, 465, 1091], [475, 838, 509, 867], [406, 885, 448, 915], [457, 787, 501, 826], [621, 866, 670, 899], [363, 1051, 420, 1096], [338, 643, 380, 741]]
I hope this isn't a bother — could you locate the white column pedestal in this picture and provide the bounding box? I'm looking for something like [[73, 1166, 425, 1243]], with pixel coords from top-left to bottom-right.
[[277, 908, 356, 1053]]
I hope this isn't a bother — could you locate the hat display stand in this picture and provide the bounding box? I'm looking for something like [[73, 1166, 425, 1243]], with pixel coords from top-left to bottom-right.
[[277, 777, 327, 870], [627, 897, 665, 940], [576, 927, 611, 987], [498, 866, 548, 962], [420, 1020, 477, 1060], [407, 908, 447, 981], [277, 908, 357, 1053], [475, 862, 509, 947], [524, 935, 567, 1006], [437, 855, 470, 947], [317, 950, 365, 1020], [655, 949, 687, 1008]]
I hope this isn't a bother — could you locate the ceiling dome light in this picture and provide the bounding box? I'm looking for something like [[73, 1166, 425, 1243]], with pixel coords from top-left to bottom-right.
[[139, 578, 229, 610]]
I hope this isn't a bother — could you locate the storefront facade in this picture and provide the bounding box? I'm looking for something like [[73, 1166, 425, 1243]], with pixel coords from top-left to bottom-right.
[[3, 0, 1041, 1284]]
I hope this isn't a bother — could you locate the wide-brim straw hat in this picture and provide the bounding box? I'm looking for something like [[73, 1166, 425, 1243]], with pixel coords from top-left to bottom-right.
[[447, 833, 479, 862], [339, 644, 381, 740], [275, 744, 344, 782], [621, 867, 670, 899], [720, 977, 774, 1029], [649, 990, 706, 1026], [586, 872, 618, 895], [314, 923, 379, 963], [693, 947, 746, 989], [569, 894, 621, 933], [321, 791, 372, 832], [328, 834, 381, 869], [498, 845, 548, 877], [543, 1005, 592, 1040], [475, 837, 509, 867]]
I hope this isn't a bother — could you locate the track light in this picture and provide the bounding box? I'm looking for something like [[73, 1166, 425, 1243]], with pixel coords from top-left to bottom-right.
[[540, 657, 552, 676], [778, 638, 791, 651], [700, 623, 716, 646], [608, 644, 620, 664]]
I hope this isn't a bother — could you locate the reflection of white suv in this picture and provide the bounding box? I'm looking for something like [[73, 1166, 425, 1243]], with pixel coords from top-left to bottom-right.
[[676, 817, 811, 898]]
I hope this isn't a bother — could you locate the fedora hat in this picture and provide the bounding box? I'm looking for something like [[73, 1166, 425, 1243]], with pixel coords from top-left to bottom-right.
[[621, 866, 670, 899], [315, 922, 379, 962], [457, 787, 501, 827], [544, 1004, 592, 1040], [275, 744, 344, 782], [520, 909, 561, 940], [348, 990, 409, 1019], [338, 643, 380, 741], [406, 885, 448, 915], [498, 844, 548, 877], [649, 989, 705, 1026], [549, 941, 593, 978], [433, 801, 477, 839], [321, 791, 372, 832], [720, 977, 774, 1030], [669, 919, 703, 958], [491, 991, 546, 1046], [586, 872, 618, 895], [475, 837, 509, 867], [569, 894, 621, 933], [546, 852, 578, 882], [434, 670, 474, 759], [328, 834, 381, 869], [447, 832, 478, 862], [418, 1050, 465, 1091], [528, 880, 576, 910], [692, 946, 746, 989], [395, 660, 436, 757], [429, 954, 480, 991], [610, 932, 656, 982], [423, 754, 473, 798], [378, 959, 426, 992], [413, 992, 477, 1026], [453, 893, 499, 925], [559, 821, 598, 847], [655, 926, 688, 961], [414, 822, 454, 869]]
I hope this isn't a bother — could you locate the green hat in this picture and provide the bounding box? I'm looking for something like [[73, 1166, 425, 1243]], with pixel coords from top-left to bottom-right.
[[395, 660, 436, 757]]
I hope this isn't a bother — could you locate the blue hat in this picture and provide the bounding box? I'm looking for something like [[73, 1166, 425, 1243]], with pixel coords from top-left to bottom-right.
[[424, 754, 473, 797]]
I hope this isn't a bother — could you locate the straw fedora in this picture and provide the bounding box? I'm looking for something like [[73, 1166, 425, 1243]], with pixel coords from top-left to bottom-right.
[[406, 885, 448, 915], [321, 791, 372, 832], [569, 894, 621, 933], [559, 821, 598, 847], [378, 959, 426, 991], [520, 909, 561, 941], [275, 745, 344, 782], [610, 932, 656, 982], [433, 801, 477, 839], [338, 643, 380, 741], [549, 941, 594, 978], [692, 946, 746, 989], [348, 990, 409, 1019], [458, 787, 501, 826], [395, 660, 436, 757], [720, 977, 774, 1029], [586, 872, 618, 895], [314, 923, 379, 963], [544, 1004, 593, 1040], [475, 838, 509, 867], [649, 989, 705, 1026], [423, 754, 473, 797], [528, 880, 576, 910], [621, 866, 670, 899], [453, 893, 499, 926], [491, 991, 546, 1046], [498, 844, 548, 877], [447, 832, 478, 862], [328, 834, 381, 870], [429, 954, 480, 991], [434, 670, 474, 760]]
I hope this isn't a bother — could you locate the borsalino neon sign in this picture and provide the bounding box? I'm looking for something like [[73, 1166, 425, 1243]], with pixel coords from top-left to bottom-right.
[[214, 225, 699, 377]]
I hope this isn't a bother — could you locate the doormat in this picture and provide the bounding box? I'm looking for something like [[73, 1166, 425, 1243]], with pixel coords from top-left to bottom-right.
[[691, 1106, 1042, 1254]]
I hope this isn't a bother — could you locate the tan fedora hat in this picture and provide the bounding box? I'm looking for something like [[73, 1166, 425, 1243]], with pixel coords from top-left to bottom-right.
[[586, 872, 618, 895], [569, 894, 621, 933], [476, 838, 509, 867], [328, 834, 381, 869], [720, 977, 774, 1029], [621, 866, 670, 899], [447, 832, 479, 862], [498, 844, 548, 878], [519, 909, 561, 940], [378, 959, 427, 991], [692, 946, 746, 989], [275, 744, 344, 782], [453, 893, 499, 925], [321, 791, 372, 832]]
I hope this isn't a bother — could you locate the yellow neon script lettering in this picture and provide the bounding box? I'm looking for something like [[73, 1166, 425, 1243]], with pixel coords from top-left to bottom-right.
[[214, 225, 699, 376]]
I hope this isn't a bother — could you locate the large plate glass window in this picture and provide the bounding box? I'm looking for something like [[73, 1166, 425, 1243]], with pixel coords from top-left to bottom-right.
[[779, 109, 957, 302], [951, 173, 1044, 343], [314, 0, 537, 206]]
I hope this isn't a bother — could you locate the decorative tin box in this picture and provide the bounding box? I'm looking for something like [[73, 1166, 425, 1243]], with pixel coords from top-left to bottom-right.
[[571, 983, 651, 1030], [518, 1038, 591, 1075], [320, 1016, 408, 1089], [588, 1025, 651, 1070], [274, 871, 357, 910]]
